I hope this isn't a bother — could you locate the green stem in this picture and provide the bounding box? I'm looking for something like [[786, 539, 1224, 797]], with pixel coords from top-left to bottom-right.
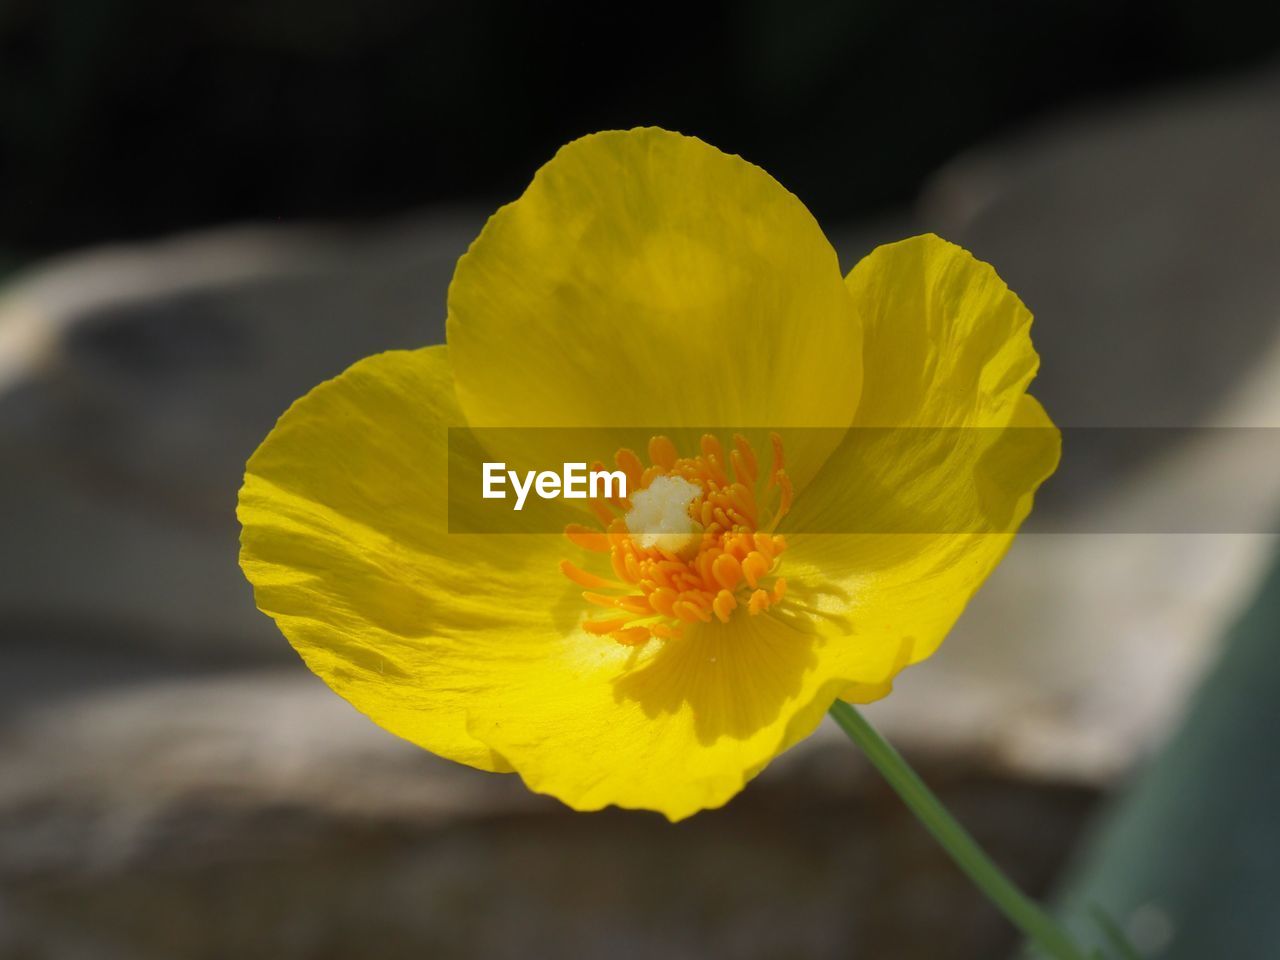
[[829, 700, 1087, 960]]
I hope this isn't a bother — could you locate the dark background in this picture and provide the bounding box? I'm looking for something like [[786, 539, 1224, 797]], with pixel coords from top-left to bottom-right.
[[3, 0, 1279, 261]]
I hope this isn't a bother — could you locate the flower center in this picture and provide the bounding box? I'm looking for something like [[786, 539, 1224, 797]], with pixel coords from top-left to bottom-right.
[[624, 475, 701, 555], [560, 432, 793, 646]]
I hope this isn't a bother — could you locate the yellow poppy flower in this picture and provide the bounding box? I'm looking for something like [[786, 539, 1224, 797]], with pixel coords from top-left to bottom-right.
[[237, 127, 1059, 822]]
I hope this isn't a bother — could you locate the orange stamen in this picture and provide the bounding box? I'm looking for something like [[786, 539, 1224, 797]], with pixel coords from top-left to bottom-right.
[[559, 560, 621, 590], [583, 617, 633, 635], [713, 589, 737, 623], [712, 553, 743, 591], [748, 589, 771, 614], [565, 523, 610, 552], [742, 551, 769, 589], [611, 627, 652, 645], [615, 448, 645, 489], [732, 434, 758, 482], [648, 435, 678, 470], [563, 432, 792, 646]]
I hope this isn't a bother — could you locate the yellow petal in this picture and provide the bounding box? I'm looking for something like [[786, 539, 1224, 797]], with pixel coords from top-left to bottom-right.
[[470, 611, 909, 821], [446, 128, 862, 471], [238, 345, 540, 773], [781, 235, 1060, 702], [238, 346, 906, 819], [846, 233, 1039, 430]]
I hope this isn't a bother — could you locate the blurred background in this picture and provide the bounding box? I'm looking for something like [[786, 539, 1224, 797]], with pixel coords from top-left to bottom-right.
[[3, 2, 1280, 957]]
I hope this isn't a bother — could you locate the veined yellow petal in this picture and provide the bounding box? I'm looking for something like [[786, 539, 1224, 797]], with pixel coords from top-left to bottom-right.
[[781, 235, 1060, 702], [848, 233, 1039, 430], [471, 611, 909, 821], [446, 127, 862, 485], [238, 346, 549, 774], [237, 347, 907, 819]]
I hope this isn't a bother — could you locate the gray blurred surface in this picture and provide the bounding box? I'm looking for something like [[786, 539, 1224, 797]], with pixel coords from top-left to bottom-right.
[[1056, 539, 1280, 959], [0, 214, 472, 661], [0, 669, 1088, 959], [3, 67, 1280, 959]]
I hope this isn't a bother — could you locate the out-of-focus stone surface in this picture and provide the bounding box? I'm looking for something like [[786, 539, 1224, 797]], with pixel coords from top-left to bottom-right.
[[0, 215, 475, 660], [920, 68, 1280, 431], [0, 649, 1092, 960], [860, 65, 1280, 789], [1055, 539, 1280, 960], [4, 68, 1280, 959]]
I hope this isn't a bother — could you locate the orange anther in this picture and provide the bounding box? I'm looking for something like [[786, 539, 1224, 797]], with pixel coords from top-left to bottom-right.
[[712, 553, 743, 591], [732, 434, 758, 482], [748, 589, 771, 614], [725, 533, 751, 560], [565, 523, 610, 552], [768, 471, 794, 531], [700, 433, 724, 462], [611, 627, 651, 646], [713, 589, 738, 623], [707, 455, 728, 486], [648, 587, 678, 617], [615, 448, 645, 489], [648, 545, 672, 563], [559, 560, 619, 590], [583, 617, 632, 635], [649, 563, 674, 590], [648, 435, 678, 470], [687, 589, 714, 609], [674, 599, 712, 623], [700, 500, 715, 527], [729, 482, 757, 520], [742, 551, 769, 589], [617, 595, 653, 615], [610, 548, 632, 583]]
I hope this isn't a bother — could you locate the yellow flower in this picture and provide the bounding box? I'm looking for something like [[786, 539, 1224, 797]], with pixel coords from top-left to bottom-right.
[[237, 128, 1059, 821]]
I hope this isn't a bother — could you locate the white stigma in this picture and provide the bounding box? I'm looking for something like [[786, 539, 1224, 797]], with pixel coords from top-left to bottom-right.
[[625, 475, 702, 555]]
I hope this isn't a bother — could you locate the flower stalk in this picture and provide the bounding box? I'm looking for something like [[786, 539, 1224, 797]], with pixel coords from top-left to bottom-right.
[[829, 700, 1088, 960]]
